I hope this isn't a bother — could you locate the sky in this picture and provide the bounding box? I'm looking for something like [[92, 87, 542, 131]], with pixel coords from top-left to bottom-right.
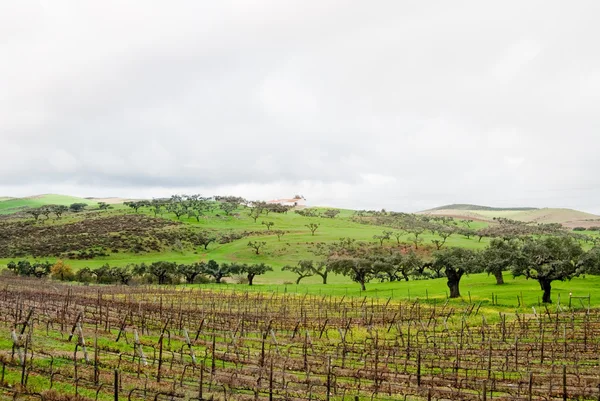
[[1, 1, 600, 213]]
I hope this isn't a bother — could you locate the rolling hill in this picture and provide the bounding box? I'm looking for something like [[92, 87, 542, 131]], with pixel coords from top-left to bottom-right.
[[0, 194, 94, 215], [420, 204, 600, 228]]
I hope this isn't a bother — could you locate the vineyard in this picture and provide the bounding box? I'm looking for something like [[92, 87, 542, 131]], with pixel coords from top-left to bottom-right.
[[0, 278, 599, 400]]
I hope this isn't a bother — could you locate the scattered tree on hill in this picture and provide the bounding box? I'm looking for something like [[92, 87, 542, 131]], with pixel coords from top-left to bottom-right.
[[69, 203, 87, 213], [432, 247, 481, 298], [461, 219, 473, 228], [192, 231, 216, 250], [39, 206, 52, 222], [282, 260, 315, 284], [391, 231, 405, 244], [512, 236, 584, 303], [273, 230, 287, 241], [323, 209, 340, 218], [431, 227, 454, 250], [457, 227, 475, 239], [98, 202, 110, 210], [166, 202, 186, 219], [306, 223, 320, 236], [239, 263, 273, 285], [247, 241, 267, 255], [25, 208, 43, 221], [151, 199, 165, 216], [407, 228, 425, 249], [219, 201, 238, 216], [248, 205, 263, 223], [262, 221, 274, 231], [51, 205, 69, 219], [373, 230, 392, 246]]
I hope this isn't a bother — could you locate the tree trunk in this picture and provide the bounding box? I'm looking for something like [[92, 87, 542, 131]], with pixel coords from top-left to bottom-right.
[[296, 276, 302, 285], [540, 279, 552, 303], [360, 281, 366, 291], [319, 272, 327, 284], [494, 270, 505, 285], [248, 274, 255, 286], [447, 280, 460, 298]]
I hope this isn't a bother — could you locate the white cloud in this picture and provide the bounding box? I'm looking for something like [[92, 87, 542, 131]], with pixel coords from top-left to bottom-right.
[[1, 1, 600, 213]]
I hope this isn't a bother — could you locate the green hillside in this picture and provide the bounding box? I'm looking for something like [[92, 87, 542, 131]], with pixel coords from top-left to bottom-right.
[[0, 194, 93, 215]]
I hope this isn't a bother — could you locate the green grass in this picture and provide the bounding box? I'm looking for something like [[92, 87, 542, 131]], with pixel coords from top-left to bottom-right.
[[0, 194, 94, 214]]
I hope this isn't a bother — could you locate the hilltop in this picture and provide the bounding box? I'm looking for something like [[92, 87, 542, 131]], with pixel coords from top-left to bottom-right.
[[0, 194, 94, 215], [425, 204, 537, 212]]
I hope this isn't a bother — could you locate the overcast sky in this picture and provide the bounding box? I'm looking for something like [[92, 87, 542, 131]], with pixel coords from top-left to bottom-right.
[[1, 1, 599, 212]]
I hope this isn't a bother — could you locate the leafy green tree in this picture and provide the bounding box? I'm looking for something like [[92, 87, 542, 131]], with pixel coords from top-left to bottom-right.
[[75, 267, 94, 283], [328, 257, 376, 291], [39, 206, 53, 222], [407, 228, 424, 249], [248, 202, 265, 222], [311, 261, 330, 284], [202, 260, 240, 283], [7, 260, 52, 278], [112, 265, 133, 285], [282, 260, 314, 284], [433, 247, 481, 298], [146, 261, 178, 284], [192, 231, 216, 250], [240, 263, 273, 285], [480, 239, 522, 285], [579, 247, 600, 274], [52, 205, 69, 219], [178, 262, 206, 284], [219, 201, 238, 216], [166, 202, 186, 219], [373, 230, 392, 246], [98, 202, 110, 210], [323, 209, 340, 218], [391, 231, 405, 244], [431, 227, 455, 250], [69, 203, 87, 213], [25, 208, 43, 221], [124, 201, 148, 213], [513, 236, 584, 303], [92, 264, 117, 284]]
